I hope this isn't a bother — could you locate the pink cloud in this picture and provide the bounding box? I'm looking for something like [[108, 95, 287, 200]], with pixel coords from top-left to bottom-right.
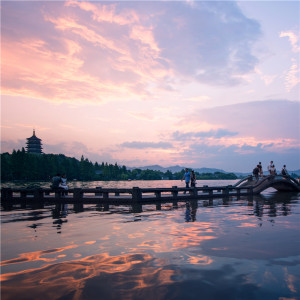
[[66, 1, 140, 26]]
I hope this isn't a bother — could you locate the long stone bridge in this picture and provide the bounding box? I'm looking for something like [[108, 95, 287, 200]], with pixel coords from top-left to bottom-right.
[[1, 175, 299, 206]]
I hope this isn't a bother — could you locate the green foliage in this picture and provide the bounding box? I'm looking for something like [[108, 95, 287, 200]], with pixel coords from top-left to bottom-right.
[[197, 172, 238, 180], [1, 151, 238, 181]]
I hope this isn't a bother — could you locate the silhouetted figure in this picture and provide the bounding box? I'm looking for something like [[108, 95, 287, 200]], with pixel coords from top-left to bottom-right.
[[51, 173, 61, 188], [181, 168, 191, 194], [258, 162, 263, 177], [253, 165, 259, 182], [191, 170, 196, 187], [281, 165, 288, 177]]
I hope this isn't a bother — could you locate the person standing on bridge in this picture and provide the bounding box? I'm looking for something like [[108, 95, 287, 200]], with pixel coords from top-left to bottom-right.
[[281, 165, 289, 177], [253, 165, 260, 182], [182, 168, 191, 194], [59, 173, 69, 196], [191, 170, 197, 187], [268, 161, 276, 175], [258, 162, 263, 177], [51, 173, 62, 188]]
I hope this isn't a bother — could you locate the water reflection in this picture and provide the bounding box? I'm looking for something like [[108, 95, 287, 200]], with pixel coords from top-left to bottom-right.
[[184, 200, 198, 222], [1, 191, 299, 300], [1, 245, 78, 267], [1, 250, 299, 300], [1, 194, 298, 228], [1, 252, 177, 300]]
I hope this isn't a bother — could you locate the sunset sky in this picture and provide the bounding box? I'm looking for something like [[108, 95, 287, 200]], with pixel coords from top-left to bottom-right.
[[1, 1, 299, 172]]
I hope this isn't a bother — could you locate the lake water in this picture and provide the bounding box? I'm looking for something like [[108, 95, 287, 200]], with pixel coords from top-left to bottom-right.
[[1, 180, 300, 300]]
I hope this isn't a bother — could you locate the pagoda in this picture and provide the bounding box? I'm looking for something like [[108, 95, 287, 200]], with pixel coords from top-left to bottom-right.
[[26, 130, 43, 154]]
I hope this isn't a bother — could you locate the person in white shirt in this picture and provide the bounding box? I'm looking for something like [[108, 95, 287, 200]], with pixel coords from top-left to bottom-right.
[[59, 173, 69, 195], [267, 161, 276, 175]]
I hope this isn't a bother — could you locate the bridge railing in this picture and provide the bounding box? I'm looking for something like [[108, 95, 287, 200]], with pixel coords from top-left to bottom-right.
[[233, 175, 253, 187], [1, 185, 254, 202], [275, 175, 300, 186]]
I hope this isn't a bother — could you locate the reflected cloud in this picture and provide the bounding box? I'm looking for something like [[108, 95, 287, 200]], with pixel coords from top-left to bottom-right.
[[237, 222, 257, 228], [283, 267, 298, 294], [84, 241, 96, 245], [1, 245, 78, 267], [185, 253, 213, 265], [1, 252, 177, 300]]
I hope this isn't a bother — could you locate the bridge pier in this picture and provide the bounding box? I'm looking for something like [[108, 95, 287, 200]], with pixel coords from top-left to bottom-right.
[[132, 187, 142, 201], [172, 186, 178, 198]]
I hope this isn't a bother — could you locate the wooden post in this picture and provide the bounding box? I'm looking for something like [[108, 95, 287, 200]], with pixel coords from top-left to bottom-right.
[[1, 188, 12, 201], [192, 188, 198, 196], [236, 188, 240, 198], [155, 191, 161, 198], [103, 192, 109, 200], [95, 187, 102, 196], [132, 187, 141, 201], [209, 190, 213, 197], [73, 188, 83, 200], [171, 186, 178, 198], [21, 191, 27, 198], [222, 187, 229, 197], [247, 187, 253, 195], [34, 188, 44, 200]]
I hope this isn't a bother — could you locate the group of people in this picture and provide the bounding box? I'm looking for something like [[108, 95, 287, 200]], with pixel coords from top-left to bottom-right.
[[252, 161, 289, 182], [181, 168, 196, 193], [51, 173, 69, 192]]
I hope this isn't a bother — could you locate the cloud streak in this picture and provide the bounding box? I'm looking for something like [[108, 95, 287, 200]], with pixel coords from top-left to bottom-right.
[[120, 141, 173, 149], [2, 1, 261, 103], [172, 129, 238, 141]]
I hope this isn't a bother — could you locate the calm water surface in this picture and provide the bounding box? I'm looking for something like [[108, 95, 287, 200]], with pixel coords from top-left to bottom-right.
[[1, 180, 300, 300]]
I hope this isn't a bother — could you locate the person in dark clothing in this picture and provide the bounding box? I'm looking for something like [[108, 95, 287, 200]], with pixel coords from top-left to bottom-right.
[[191, 170, 196, 187], [51, 173, 61, 188], [281, 165, 288, 177], [258, 162, 263, 177], [253, 165, 259, 182]]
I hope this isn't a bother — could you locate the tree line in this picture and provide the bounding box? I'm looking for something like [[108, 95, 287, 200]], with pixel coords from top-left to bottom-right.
[[1, 149, 238, 181]]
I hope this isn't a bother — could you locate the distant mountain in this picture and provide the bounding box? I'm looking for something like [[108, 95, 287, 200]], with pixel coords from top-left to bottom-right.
[[128, 165, 300, 177], [131, 165, 227, 174], [291, 169, 300, 176], [193, 167, 227, 174]]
